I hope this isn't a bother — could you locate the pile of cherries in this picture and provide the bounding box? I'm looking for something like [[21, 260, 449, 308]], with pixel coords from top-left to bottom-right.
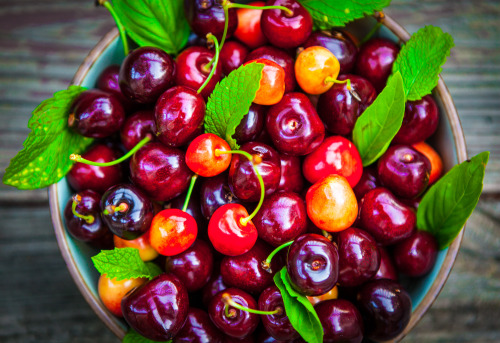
[[63, 0, 443, 342]]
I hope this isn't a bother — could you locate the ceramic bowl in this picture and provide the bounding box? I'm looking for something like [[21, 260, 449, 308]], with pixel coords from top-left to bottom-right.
[[49, 14, 467, 342]]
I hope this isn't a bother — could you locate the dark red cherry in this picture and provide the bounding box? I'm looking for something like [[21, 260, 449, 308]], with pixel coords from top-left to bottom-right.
[[253, 192, 307, 247], [266, 92, 325, 156], [120, 110, 156, 151], [101, 184, 154, 240], [119, 47, 176, 104], [165, 240, 214, 292], [287, 233, 339, 296], [356, 279, 411, 341], [130, 142, 193, 201], [393, 95, 440, 145], [234, 104, 266, 145], [202, 269, 228, 308], [393, 230, 438, 277], [373, 246, 398, 281], [258, 285, 299, 341], [68, 89, 125, 138], [228, 142, 281, 202], [303, 30, 358, 74], [261, 0, 312, 49], [209, 288, 260, 339], [337, 227, 380, 287], [277, 154, 304, 193], [220, 40, 249, 75], [96, 64, 135, 109], [315, 299, 364, 343], [155, 85, 206, 147], [358, 188, 416, 246], [355, 38, 399, 92], [184, 0, 238, 42], [173, 307, 225, 343], [200, 172, 240, 220], [67, 144, 124, 193], [175, 46, 223, 100], [122, 274, 189, 341], [352, 166, 380, 201], [377, 145, 431, 199]]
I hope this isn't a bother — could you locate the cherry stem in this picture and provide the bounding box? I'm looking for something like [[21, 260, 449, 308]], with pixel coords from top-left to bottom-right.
[[198, 34, 220, 94], [182, 174, 199, 212], [226, 2, 293, 16], [359, 21, 383, 46], [70, 135, 151, 167], [321, 230, 333, 241], [222, 293, 282, 317], [98, 0, 129, 56], [215, 149, 265, 226], [71, 195, 95, 224], [261, 240, 294, 273], [103, 202, 129, 215], [324, 76, 352, 91]]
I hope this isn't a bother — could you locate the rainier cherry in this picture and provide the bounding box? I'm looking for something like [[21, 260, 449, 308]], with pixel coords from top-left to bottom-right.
[[245, 59, 285, 105], [295, 46, 342, 95], [185, 133, 232, 177]]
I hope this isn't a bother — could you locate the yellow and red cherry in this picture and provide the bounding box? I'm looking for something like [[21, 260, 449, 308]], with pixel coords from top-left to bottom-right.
[[233, 1, 268, 49], [306, 175, 358, 232], [244, 58, 285, 105], [97, 274, 147, 317], [113, 230, 158, 262], [185, 133, 232, 177], [295, 46, 341, 95], [307, 285, 339, 306]]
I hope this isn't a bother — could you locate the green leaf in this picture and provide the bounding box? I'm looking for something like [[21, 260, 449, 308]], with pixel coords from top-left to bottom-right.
[[91, 247, 162, 281], [391, 25, 454, 101], [3, 86, 92, 190], [123, 329, 172, 343], [112, 0, 190, 55], [417, 152, 489, 249], [205, 62, 265, 149], [299, 0, 391, 30], [273, 267, 323, 343], [352, 71, 405, 166], [145, 262, 163, 279]]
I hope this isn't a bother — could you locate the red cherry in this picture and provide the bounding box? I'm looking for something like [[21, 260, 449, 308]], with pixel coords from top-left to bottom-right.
[[244, 58, 285, 105], [233, 1, 268, 49], [185, 133, 232, 177], [150, 209, 198, 256]]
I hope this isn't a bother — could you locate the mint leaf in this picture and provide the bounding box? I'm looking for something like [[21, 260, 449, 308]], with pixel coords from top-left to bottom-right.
[[145, 262, 163, 279], [352, 71, 405, 166], [3, 86, 92, 190], [91, 247, 162, 281], [123, 329, 172, 343], [274, 267, 323, 343], [299, 0, 391, 30], [391, 25, 454, 101], [205, 62, 265, 149], [417, 152, 489, 249], [112, 0, 189, 55]]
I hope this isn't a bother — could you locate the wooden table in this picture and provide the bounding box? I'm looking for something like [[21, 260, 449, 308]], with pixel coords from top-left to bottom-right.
[[1, 0, 499, 342]]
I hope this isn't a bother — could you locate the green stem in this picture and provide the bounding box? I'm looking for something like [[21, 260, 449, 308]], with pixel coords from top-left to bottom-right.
[[359, 22, 382, 46], [72, 195, 95, 224], [227, 2, 293, 16], [220, 4, 230, 51], [100, 0, 129, 56], [261, 240, 294, 272], [222, 293, 282, 316], [70, 135, 151, 167], [321, 230, 333, 241], [215, 149, 265, 226], [182, 174, 199, 212], [324, 76, 352, 91], [198, 34, 220, 94], [102, 203, 129, 216]]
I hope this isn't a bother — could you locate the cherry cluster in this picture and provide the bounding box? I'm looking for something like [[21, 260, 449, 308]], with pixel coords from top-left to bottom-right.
[[63, 0, 443, 342]]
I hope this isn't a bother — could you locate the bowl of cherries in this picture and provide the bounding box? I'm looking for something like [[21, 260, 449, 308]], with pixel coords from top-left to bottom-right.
[[4, 0, 489, 342]]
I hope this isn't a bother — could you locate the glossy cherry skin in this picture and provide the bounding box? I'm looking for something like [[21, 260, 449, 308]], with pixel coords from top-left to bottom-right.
[[68, 89, 125, 138], [200, 172, 240, 220], [209, 288, 260, 339], [253, 192, 307, 247], [208, 203, 258, 256], [120, 110, 155, 151], [122, 274, 189, 341], [67, 144, 124, 193], [393, 230, 438, 277], [101, 184, 154, 240], [119, 46, 175, 104], [317, 74, 376, 135], [169, 191, 207, 233], [373, 246, 398, 281], [393, 95, 440, 144], [229, 142, 281, 202], [302, 136, 363, 188], [352, 166, 380, 201], [98, 275, 147, 317], [295, 46, 340, 95], [259, 285, 299, 341], [186, 133, 231, 177], [165, 240, 213, 292], [155, 86, 206, 147], [266, 92, 325, 156], [113, 229, 159, 262], [261, 0, 313, 49], [303, 30, 358, 74], [175, 46, 223, 100], [358, 188, 416, 246], [287, 233, 339, 296], [277, 154, 304, 193], [202, 269, 228, 308], [356, 279, 412, 341], [315, 299, 364, 343], [184, 0, 238, 42], [377, 145, 431, 199], [246, 58, 286, 105], [234, 104, 266, 145], [220, 40, 249, 75], [130, 142, 194, 201], [355, 38, 400, 92], [234, 1, 268, 49], [336, 227, 381, 287], [173, 307, 225, 343], [96, 64, 135, 109]]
